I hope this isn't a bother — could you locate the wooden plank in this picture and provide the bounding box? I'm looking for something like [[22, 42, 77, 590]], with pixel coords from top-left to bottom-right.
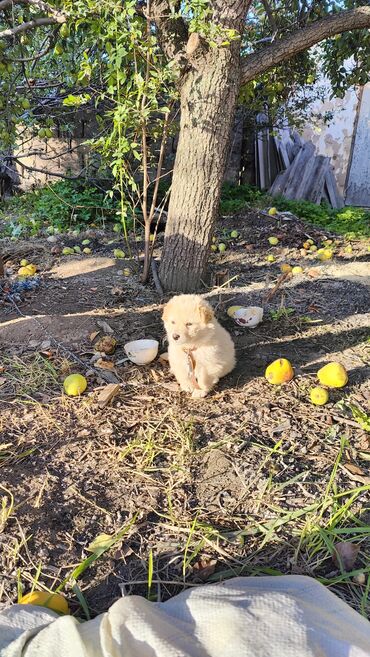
[[346, 85, 370, 206], [269, 168, 291, 196], [325, 168, 344, 209], [305, 156, 330, 204], [281, 142, 315, 198], [279, 141, 291, 169], [294, 154, 317, 198]]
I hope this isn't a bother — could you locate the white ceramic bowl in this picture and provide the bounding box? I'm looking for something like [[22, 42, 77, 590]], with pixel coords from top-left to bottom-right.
[[234, 306, 264, 328], [124, 339, 159, 365]]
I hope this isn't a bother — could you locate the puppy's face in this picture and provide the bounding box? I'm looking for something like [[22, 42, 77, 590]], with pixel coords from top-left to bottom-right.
[[162, 295, 214, 346]]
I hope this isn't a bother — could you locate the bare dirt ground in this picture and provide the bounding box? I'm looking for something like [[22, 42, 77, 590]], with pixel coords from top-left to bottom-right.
[[0, 210, 369, 618]]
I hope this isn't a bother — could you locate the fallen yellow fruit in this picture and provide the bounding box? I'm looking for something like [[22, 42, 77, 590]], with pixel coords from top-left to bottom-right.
[[292, 266, 303, 275], [280, 264, 292, 273], [268, 207, 277, 216], [268, 236, 279, 246], [303, 241, 311, 250], [265, 358, 294, 385], [310, 387, 329, 406], [20, 591, 69, 615], [317, 362, 348, 388], [317, 249, 333, 261], [227, 305, 242, 317], [63, 373, 87, 396], [266, 255, 275, 263], [18, 264, 36, 277], [20, 258, 28, 266]]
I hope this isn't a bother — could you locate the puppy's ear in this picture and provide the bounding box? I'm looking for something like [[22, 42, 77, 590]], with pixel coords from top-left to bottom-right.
[[199, 300, 214, 325], [162, 302, 170, 322]]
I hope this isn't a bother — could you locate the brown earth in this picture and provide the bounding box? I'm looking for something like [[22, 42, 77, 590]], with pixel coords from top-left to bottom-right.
[[0, 210, 369, 618]]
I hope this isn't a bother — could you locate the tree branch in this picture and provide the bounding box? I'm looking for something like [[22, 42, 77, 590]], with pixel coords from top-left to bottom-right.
[[150, 0, 188, 61], [0, 0, 63, 17], [0, 15, 65, 39], [241, 6, 370, 84]]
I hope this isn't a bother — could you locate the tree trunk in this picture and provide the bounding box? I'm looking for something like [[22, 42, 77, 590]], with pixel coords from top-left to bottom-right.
[[159, 14, 246, 291]]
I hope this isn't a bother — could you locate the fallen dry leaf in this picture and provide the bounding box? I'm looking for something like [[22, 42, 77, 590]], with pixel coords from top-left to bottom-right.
[[343, 462, 366, 476], [159, 382, 180, 392], [332, 541, 360, 571], [110, 287, 124, 296], [307, 268, 321, 279], [150, 369, 160, 382], [97, 320, 114, 335], [193, 558, 217, 580], [95, 358, 115, 371], [90, 330, 100, 343], [95, 335, 117, 355]]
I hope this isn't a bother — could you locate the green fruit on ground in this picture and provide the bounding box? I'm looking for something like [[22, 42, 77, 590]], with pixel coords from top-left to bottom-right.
[[20, 259, 28, 266], [54, 44, 64, 56], [227, 305, 242, 317], [266, 255, 275, 263], [122, 268, 131, 276], [73, 245, 81, 253], [309, 245, 317, 252], [113, 249, 125, 258], [307, 239, 314, 245], [21, 98, 31, 110], [310, 387, 329, 406], [210, 244, 217, 252], [212, 236, 217, 243], [218, 243, 226, 252], [45, 128, 53, 138], [268, 207, 277, 216], [82, 239, 90, 245], [83, 248, 92, 254], [317, 362, 348, 388], [63, 373, 87, 396], [113, 224, 121, 233], [344, 245, 353, 254], [38, 128, 46, 138], [230, 230, 238, 238], [62, 247, 74, 255], [268, 236, 279, 245]]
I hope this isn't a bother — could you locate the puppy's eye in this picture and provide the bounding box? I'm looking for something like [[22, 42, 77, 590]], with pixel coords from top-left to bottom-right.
[[186, 322, 193, 327]]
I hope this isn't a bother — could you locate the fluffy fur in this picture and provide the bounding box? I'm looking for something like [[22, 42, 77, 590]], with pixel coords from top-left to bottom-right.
[[162, 294, 236, 398]]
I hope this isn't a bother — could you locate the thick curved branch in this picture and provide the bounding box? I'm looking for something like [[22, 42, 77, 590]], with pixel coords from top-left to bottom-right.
[[241, 6, 370, 84], [150, 0, 188, 60], [0, 16, 65, 39]]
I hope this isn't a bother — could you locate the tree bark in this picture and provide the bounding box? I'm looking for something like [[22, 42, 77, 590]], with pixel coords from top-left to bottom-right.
[[159, 1, 250, 292], [158, 3, 370, 292]]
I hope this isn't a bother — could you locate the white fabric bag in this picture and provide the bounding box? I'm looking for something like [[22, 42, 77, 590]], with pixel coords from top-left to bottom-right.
[[1, 575, 369, 657]]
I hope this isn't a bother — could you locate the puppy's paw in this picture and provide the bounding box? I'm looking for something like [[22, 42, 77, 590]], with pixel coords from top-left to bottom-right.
[[191, 388, 208, 399], [180, 383, 195, 393]]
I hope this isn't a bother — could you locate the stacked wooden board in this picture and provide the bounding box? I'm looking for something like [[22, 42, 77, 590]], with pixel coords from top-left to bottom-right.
[[269, 133, 344, 209]]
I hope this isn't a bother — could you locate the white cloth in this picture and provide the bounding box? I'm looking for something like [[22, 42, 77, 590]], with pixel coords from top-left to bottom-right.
[[1, 576, 369, 657]]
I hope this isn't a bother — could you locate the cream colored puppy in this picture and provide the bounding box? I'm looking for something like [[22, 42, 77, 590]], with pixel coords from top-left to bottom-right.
[[162, 294, 235, 398]]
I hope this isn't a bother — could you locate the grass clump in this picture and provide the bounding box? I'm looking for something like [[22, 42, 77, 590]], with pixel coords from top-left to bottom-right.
[[219, 183, 370, 238]]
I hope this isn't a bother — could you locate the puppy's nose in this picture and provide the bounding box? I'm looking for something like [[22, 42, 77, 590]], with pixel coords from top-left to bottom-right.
[[173, 334, 180, 341]]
